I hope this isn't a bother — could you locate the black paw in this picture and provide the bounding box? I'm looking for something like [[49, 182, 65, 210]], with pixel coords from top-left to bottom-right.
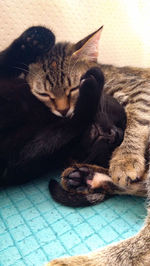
[[62, 166, 94, 193], [1, 26, 55, 77], [81, 67, 104, 89], [14, 26, 55, 59], [79, 75, 100, 103], [79, 67, 104, 111], [74, 68, 104, 123]]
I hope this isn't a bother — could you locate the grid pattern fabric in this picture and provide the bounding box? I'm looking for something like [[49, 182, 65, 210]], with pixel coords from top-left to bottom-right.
[[0, 174, 146, 266]]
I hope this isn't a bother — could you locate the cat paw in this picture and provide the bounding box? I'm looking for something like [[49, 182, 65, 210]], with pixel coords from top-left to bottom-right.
[[80, 67, 104, 91], [8, 26, 55, 76], [16, 26, 55, 54], [61, 165, 94, 194], [74, 67, 104, 122], [61, 164, 117, 195], [109, 148, 145, 187], [79, 67, 104, 100]]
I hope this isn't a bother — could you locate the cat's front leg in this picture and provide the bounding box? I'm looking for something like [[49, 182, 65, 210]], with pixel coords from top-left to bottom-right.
[[109, 108, 149, 187], [73, 67, 104, 124]]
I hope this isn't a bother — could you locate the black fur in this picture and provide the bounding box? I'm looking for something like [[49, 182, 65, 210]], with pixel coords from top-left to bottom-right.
[[0, 26, 126, 195], [0, 26, 55, 78], [49, 179, 108, 207]]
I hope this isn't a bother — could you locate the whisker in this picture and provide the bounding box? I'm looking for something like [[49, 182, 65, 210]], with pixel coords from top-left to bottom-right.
[[13, 66, 29, 74], [21, 63, 30, 68], [14, 66, 43, 80]]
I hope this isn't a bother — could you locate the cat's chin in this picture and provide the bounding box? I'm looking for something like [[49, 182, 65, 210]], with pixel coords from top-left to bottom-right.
[[52, 108, 74, 118]]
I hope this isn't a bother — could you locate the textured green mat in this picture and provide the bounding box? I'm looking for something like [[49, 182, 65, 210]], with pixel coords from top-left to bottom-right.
[[0, 173, 147, 266]]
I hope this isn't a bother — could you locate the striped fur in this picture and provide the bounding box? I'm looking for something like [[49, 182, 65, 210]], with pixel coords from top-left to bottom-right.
[[43, 31, 150, 265], [101, 64, 150, 187], [27, 43, 150, 188]]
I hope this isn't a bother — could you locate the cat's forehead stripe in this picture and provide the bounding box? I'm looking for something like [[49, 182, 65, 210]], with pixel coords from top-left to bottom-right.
[[42, 42, 77, 95], [46, 74, 53, 88], [47, 44, 68, 92]]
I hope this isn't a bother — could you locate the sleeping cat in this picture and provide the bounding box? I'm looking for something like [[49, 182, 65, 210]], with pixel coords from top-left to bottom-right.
[[46, 27, 150, 265], [0, 26, 125, 187]]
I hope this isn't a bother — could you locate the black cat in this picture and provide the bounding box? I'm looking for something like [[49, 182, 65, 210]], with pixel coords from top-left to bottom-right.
[[0, 27, 126, 203]]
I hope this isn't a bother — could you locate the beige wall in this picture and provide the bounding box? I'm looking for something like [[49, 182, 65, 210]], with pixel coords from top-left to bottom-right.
[[0, 0, 150, 67]]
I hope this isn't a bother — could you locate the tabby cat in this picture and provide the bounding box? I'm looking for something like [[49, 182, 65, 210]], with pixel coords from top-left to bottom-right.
[[46, 27, 150, 265], [0, 26, 125, 187]]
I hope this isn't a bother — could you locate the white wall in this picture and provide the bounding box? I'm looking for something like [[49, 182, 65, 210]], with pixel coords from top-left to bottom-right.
[[0, 0, 150, 67]]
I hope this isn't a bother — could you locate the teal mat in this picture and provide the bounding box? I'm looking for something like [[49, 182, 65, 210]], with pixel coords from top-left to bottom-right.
[[0, 173, 147, 266]]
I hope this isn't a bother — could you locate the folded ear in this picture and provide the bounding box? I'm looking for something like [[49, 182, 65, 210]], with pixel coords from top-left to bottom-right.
[[72, 26, 103, 62]]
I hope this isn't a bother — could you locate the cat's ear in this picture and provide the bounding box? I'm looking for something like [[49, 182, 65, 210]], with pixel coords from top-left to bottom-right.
[[72, 26, 103, 62]]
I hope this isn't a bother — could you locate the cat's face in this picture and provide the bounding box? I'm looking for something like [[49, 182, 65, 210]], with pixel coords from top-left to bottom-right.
[[27, 45, 87, 117], [27, 27, 103, 118]]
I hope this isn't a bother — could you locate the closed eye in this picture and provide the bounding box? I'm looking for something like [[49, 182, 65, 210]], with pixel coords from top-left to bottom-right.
[[38, 93, 55, 103], [38, 92, 49, 97]]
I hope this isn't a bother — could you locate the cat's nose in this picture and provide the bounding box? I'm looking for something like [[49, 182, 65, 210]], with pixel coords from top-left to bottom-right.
[[59, 108, 69, 117]]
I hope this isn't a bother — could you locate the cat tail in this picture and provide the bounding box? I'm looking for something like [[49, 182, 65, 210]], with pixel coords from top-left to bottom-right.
[[49, 179, 108, 207]]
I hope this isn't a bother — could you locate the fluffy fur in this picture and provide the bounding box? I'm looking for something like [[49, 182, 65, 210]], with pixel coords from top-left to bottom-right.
[[46, 27, 150, 265]]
